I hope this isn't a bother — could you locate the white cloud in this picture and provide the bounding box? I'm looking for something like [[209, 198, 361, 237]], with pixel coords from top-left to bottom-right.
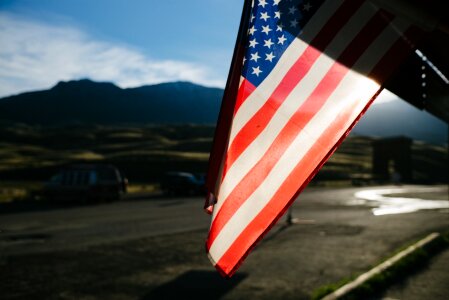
[[0, 13, 225, 97]]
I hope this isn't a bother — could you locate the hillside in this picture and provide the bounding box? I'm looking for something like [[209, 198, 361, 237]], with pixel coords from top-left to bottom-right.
[[0, 79, 446, 144], [0, 124, 446, 184], [353, 99, 447, 145]]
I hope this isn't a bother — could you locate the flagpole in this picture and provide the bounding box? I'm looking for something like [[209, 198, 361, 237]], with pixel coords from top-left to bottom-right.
[[205, 0, 252, 210]]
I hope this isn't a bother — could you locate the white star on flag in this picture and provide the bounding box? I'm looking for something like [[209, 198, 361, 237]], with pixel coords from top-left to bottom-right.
[[303, 3, 312, 11], [249, 38, 259, 48], [276, 23, 284, 31], [290, 19, 299, 28], [265, 52, 276, 62], [278, 34, 287, 45], [248, 25, 257, 35], [250, 52, 261, 62], [258, 0, 268, 8], [261, 25, 272, 35], [288, 6, 297, 14], [263, 38, 274, 48], [260, 11, 270, 21], [251, 66, 262, 76]]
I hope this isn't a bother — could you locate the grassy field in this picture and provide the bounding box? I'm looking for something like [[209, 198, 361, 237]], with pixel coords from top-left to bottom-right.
[[0, 123, 446, 202]]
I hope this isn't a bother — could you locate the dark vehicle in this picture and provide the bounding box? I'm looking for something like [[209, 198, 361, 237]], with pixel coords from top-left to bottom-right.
[[41, 164, 128, 202], [160, 172, 205, 196]]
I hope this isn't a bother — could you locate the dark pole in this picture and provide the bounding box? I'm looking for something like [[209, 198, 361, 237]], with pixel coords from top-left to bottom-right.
[[205, 0, 253, 204], [286, 206, 293, 225]]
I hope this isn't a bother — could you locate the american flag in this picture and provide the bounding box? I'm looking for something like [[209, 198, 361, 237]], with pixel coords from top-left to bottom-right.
[[205, 0, 422, 277]]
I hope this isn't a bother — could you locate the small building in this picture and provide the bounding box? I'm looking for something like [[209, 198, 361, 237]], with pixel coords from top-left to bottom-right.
[[372, 137, 413, 182]]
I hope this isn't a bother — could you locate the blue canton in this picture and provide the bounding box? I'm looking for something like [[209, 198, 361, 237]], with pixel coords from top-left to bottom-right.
[[242, 0, 322, 87]]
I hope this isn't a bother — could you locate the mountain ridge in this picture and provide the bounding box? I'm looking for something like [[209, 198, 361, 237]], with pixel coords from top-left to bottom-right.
[[0, 79, 446, 144]]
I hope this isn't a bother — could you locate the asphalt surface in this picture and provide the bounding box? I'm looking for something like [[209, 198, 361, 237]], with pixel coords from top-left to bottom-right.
[[1, 185, 448, 299]]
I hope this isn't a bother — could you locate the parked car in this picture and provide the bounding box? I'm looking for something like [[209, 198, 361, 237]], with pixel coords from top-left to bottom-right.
[[41, 164, 128, 202], [160, 171, 205, 196]]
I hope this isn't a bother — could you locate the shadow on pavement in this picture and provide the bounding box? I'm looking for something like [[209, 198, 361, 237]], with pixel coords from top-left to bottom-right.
[[0, 199, 84, 215], [141, 270, 247, 300], [0, 192, 164, 215], [261, 222, 292, 244]]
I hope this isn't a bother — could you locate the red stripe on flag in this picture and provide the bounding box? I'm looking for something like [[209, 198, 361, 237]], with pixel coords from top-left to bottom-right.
[[370, 26, 423, 84], [233, 79, 256, 116], [336, 10, 393, 69], [207, 10, 392, 250], [310, 0, 365, 52]]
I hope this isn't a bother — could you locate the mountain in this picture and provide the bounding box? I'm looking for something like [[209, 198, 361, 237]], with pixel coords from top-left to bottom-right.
[[352, 99, 447, 144], [0, 79, 446, 144], [0, 79, 223, 125]]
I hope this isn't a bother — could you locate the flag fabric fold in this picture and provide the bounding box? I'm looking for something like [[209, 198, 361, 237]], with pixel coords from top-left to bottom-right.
[[205, 0, 423, 277]]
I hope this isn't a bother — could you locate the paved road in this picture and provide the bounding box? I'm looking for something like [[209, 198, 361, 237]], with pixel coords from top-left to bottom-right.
[[0, 184, 448, 299], [0, 185, 447, 256]]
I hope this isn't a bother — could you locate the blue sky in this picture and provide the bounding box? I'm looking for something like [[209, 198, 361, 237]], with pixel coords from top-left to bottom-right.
[[0, 0, 243, 97], [0, 0, 397, 102]]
